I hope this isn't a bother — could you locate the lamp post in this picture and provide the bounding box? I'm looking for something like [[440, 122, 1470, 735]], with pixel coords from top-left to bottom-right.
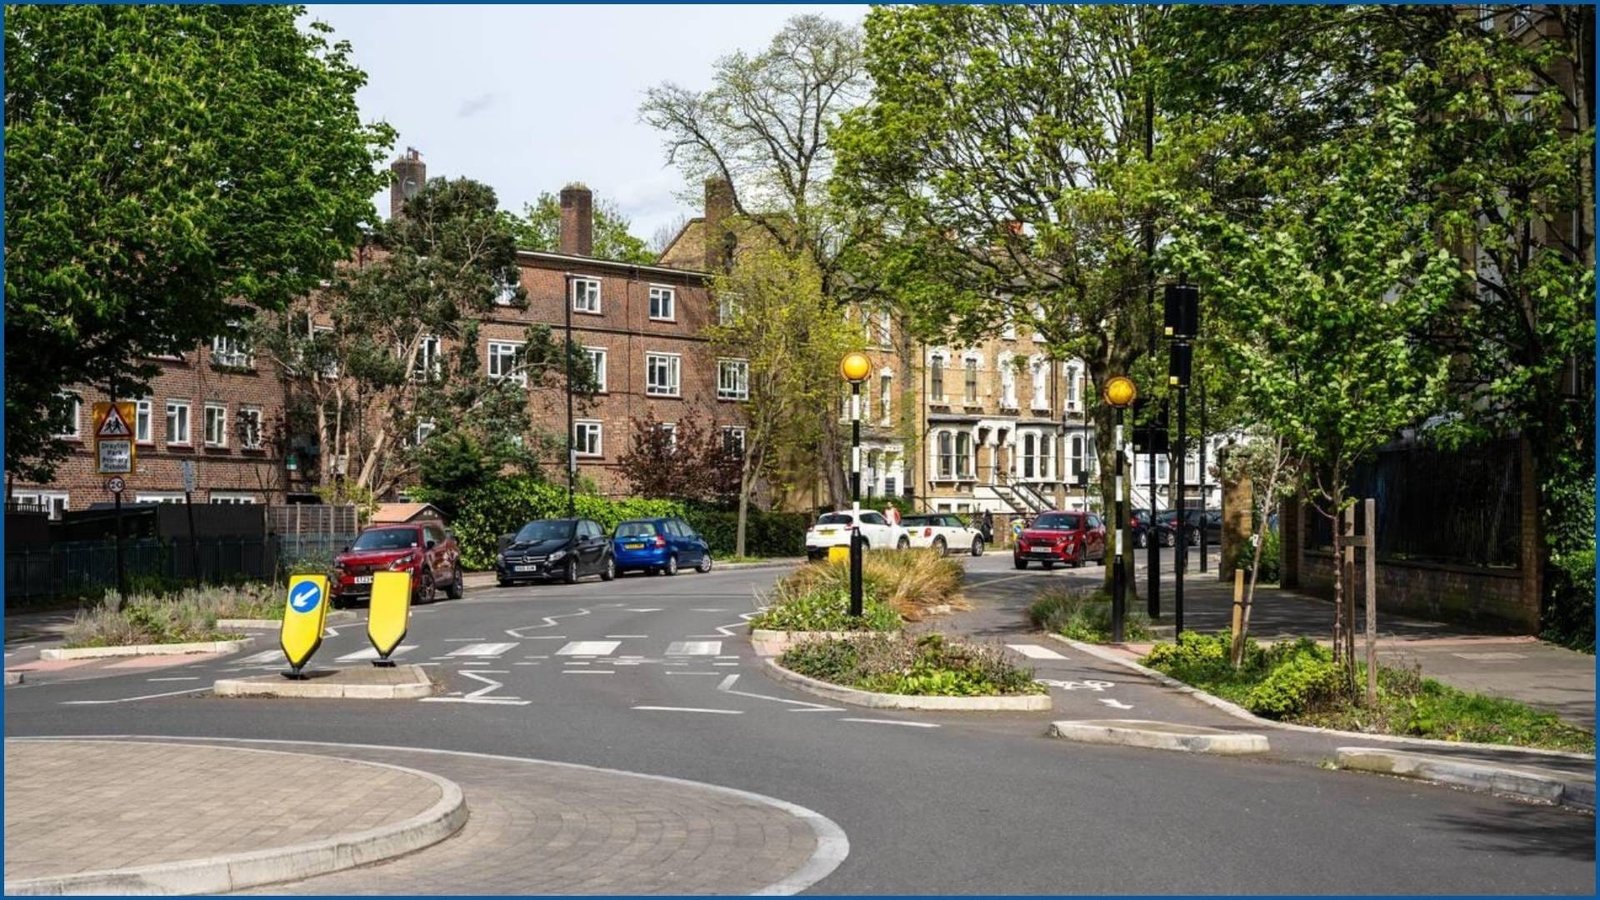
[[841, 351, 872, 618], [1103, 375, 1137, 643]]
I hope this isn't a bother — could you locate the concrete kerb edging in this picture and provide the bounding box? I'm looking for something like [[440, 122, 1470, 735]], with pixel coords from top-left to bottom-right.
[[2, 738, 468, 896], [1050, 634, 1598, 762], [40, 637, 253, 661], [1049, 719, 1270, 754], [1336, 747, 1596, 812], [213, 666, 436, 700], [761, 657, 1052, 711]]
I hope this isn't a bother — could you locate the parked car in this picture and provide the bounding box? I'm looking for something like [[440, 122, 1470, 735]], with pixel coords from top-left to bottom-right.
[[612, 517, 713, 576], [804, 509, 910, 560], [1155, 509, 1223, 546], [331, 520, 462, 607], [1129, 509, 1155, 549], [496, 518, 615, 585], [1013, 511, 1107, 570], [901, 513, 986, 557]]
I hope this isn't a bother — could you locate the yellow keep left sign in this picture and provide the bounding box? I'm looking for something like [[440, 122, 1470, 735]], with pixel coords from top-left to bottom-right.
[[281, 574, 330, 673], [367, 571, 411, 663]]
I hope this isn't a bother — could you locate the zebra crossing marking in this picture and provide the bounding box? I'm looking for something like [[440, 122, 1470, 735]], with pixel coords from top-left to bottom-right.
[[555, 640, 621, 657], [666, 641, 721, 656], [447, 642, 519, 658], [335, 645, 417, 662]]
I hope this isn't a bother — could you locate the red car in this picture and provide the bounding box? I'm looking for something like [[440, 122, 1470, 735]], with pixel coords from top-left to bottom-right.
[[331, 521, 463, 607], [1013, 511, 1107, 570]]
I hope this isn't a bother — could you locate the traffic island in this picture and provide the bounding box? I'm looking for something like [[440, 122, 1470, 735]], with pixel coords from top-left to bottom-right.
[[3, 738, 467, 896], [1049, 719, 1271, 754], [213, 664, 436, 700], [1335, 747, 1596, 811], [763, 658, 1053, 711], [40, 637, 252, 660]]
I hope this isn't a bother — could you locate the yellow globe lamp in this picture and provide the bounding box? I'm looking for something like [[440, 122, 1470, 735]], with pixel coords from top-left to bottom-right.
[[840, 351, 872, 384], [1103, 375, 1137, 409]]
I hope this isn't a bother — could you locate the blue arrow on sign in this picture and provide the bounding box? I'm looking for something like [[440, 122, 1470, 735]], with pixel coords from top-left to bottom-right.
[[289, 581, 323, 614]]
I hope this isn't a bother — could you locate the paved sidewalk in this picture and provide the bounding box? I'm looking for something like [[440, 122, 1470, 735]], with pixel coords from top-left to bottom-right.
[[3, 737, 835, 896]]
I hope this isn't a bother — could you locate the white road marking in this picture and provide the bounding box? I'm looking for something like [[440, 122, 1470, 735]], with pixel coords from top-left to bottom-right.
[[625, 608, 664, 613], [713, 612, 759, 638], [335, 645, 416, 662], [447, 642, 518, 658], [717, 674, 740, 691], [323, 627, 340, 637], [514, 662, 540, 666], [691, 608, 727, 612], [605, 634, 649, 639], [1451, 652, 1528, 661], [506, 608, 591, 638], [666, 640, 721, 656], [419, 670, 529, 706], [716, 674, 841, 711], [1036, 678, 1115, 691], [714, 662, 740, 667], [62, 687, 209, 705], [565, 661, 591, 666], [145, 677, 200, 682], [521, 636, 569, 640], [838, 718, 940, 728], [1007, 643, 1067, 660], [443, 637, 486, 642], [523, 655, 550, 660], [556, 640, 620, 657], [561, 670, 614, 675], [237, 650, 282, 665], [632, 706, 743, 715], [665, 671, 724, 676], [1099, 698, 1135, 710]]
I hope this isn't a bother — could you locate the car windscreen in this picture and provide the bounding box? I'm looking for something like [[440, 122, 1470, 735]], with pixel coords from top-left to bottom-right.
[[615, 521, 658, 538], [514, 520, 575, 543], [351, 528, 418, 551], [1032, 513, 1081, 530], [816, 513, 853, 526]]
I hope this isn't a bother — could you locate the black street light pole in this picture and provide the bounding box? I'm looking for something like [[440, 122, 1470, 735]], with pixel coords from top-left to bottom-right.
[[1148, 421, 1160, 618], [1165, 280, 1199, 639], [1103, 376, 1136, 643], [1199, 378, 1209, 574], [842, 353, 870, 618], [564, 274, 576, 518]]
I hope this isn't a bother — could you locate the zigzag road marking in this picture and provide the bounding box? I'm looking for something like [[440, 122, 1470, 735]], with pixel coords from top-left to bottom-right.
[[506, 608, 592, 639]]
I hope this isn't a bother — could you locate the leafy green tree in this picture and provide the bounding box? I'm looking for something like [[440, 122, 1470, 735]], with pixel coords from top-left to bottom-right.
[[253, 177, 595, 499], [616, 410, 741, 507], [504, 188, 655, 264], [4, 5, 393, 481]]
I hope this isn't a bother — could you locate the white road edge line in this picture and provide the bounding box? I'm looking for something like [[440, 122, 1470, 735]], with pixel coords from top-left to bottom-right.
[[632, 706, 743, 715], [61, 687, 210, 705], [838, 718, 941, 729], [716, 674, 841, 711]]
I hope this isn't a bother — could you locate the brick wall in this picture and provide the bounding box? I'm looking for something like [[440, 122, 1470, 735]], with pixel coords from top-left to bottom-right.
[[1300, 551, 1533, 634]]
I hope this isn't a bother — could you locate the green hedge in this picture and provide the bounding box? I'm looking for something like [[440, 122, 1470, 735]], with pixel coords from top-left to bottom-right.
[[681, 507, 811, 559]]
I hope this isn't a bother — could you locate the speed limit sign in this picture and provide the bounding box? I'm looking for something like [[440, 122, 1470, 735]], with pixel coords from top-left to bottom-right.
[[106, 476, 126, 494]]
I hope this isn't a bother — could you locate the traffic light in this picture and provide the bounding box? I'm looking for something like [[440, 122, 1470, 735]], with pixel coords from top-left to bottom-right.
[[1168, 341, 1193, 388], [1164, 283, 1200, 339]]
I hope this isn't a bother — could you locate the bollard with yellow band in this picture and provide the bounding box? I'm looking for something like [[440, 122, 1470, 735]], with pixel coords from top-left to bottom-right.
[[827, 545, 850, 564], [367, 571, 412, 667], [280, 574, 330, 679]]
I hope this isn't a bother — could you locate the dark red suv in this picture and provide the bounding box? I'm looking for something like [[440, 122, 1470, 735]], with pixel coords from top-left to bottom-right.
[[331, 521, 463, 607], [1013, 511, 1107, 570]]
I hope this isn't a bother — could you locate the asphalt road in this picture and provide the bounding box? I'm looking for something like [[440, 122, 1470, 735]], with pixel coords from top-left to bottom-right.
[[6, 556, 1594, 894]]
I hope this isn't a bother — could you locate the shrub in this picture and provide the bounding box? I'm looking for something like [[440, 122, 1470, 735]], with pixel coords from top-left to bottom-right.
[[758, 550, 966, 625], [1028, 587, 1153, 643], [749, 588, 901, 633], [681, 506, 811, 558], [1243, 651, 1342, 718], [781, 631, 1047, 696], [451, 477, 686, 569], [63, 583, 277, 647]]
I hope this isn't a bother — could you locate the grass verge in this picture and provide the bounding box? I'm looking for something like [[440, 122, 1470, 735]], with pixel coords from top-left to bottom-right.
[[781, 632, 1047, 697], [63, 584, 279, 648], [1028, 586, 1153, 643], [1143, 632, 1594, 754]]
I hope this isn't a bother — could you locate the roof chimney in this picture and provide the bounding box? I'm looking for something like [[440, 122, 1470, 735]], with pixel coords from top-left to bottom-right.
[[704, 176, 735, 272], [559, 184, 594, 256], [390, 148, 425, 219]]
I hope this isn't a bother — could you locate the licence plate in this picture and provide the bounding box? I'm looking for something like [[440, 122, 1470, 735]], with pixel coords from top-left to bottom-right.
[[818, 528, 837, 535], [353, 575, 373, 584], [1029, 551, 1056, 558], [624, 543, 644, 550], [515, 565, 538, 573]]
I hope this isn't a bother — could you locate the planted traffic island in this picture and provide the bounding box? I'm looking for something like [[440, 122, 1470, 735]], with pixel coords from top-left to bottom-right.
[[39, 585, 281, 659], [1140, 632, 1596, 755], [1028, 586, 1159, 643], [768, 632, 1052, 711], [749, 549, 966, 654], [213, 665, 437, 700]]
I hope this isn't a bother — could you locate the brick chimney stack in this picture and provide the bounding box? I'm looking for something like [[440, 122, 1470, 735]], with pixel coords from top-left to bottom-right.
[[390, 147, 425, 219], [704, 176, 735, 272], [559, 184, 594, 256]]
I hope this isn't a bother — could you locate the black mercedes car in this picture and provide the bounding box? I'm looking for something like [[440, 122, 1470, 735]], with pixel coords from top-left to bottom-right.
[[496, 518, 616, 586]]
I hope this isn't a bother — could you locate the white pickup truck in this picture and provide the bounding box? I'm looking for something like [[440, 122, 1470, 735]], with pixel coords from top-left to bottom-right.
[[804, 509, 910, 560]]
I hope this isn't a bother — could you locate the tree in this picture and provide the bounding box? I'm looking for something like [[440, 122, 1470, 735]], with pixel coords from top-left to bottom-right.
[[4, 5, 394, 481], [834, 5, 1196, 594], [1168, 89, 1458, 697], [641, 14, 872, 506], [1219, 433, 1301, 670], [253, 177, 595, 499], [616, 410, 741, 506], [504, 189, 655, 264], [708, 247, 859, 557]]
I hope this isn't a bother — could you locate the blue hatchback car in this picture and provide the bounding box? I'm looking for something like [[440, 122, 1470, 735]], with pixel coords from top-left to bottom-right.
[[612, 517, 713, 576]]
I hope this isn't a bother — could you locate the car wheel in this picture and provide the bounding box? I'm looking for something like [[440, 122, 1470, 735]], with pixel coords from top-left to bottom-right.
[[1161, 531, 1173, 547], [697, 553, 713, 573], [897, 536, 911, 550], [1136, 531, 1148, 549], [860, 538, 871, 551], [601, 556, 616, 582], [1042, 560, 1056, 571], [932, 536, 948, 556], [664, 554, 679, 576], [1189, 530, 1200, 547], [1013, 558, 1028, 570], [415, 569, 435, 605], [563, 558, 579, 585], [446, 567, 464, 599], [970, 537, 985, 557]]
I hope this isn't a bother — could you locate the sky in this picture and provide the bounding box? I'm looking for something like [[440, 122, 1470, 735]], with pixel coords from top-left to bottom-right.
[[303, 4, 869, 246]]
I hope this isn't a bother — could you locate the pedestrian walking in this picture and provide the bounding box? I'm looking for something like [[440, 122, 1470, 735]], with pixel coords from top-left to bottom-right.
[[980, 510, 994, 543], [886, 503, 901, 527]]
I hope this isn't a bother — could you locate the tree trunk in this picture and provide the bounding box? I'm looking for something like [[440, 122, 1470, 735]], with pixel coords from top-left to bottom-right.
[[820, 412, 849, 508]]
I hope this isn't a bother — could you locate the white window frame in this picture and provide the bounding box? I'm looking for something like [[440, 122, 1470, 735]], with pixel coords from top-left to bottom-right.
[[412, 335, 442, 382], [929, 354, 946, 401], [416, 419, 436, 445], [648, 285, 676, 322], [311, 325, 339, 379], [57, 393, 81, 439], [656, 421, 678, 452], [998, 353, 1017, 409], [722, 426, 746, 456], [1069, 435, 1086, 481], [1032, 302, 1048, 342], [935, 430, 955, 480], [209, 491, 257, 505], [212, 330, 253, 369], [136, 492, 185, 505], [487, 340, 527, 386], [1064, 363, 1082, 413], [879, 370, 892, 423], [717, 358, 749, 401], [646, 352, 681, 397], [204, 403, 228, 448], [955, 431, 974, 478], [493, 281, 519, 306], [12, 489, 70, 520], [574, 419, 603, 457], [583, 346, 607, 393], [237, 406, 264, 450], [165, 400, 191, 445], [963, 356, 980, 404], [570, 277, 602, 314], [134, 399, 154, 444], [1030, 356, 1050, 410], [1001, 309, 1017, 340], [1021, 431, 1038, 480], [718, 293, 740, 325]]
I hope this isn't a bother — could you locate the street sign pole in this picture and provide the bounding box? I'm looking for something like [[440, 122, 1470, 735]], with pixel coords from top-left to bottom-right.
[[182, 460, 200, 586], [109, 477, 128, 611]]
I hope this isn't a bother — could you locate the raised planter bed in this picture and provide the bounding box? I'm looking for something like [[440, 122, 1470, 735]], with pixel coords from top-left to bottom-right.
[[763, 658, 1053, 711], [749, 628, 889, 657]]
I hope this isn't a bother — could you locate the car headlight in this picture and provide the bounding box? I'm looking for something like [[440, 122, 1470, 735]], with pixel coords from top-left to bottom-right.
[[548, 549, 567, 562], [388, 552, 417, 571]]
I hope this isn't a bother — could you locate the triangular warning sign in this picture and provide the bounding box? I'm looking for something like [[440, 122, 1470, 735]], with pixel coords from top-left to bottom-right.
[[96, 405, 132, 438]]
